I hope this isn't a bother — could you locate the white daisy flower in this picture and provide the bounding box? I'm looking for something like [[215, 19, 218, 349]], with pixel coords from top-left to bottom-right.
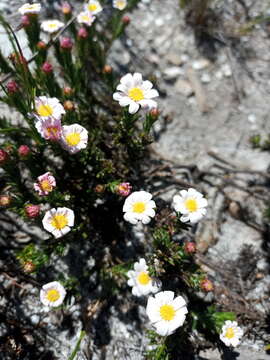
[[113, 0, 127, 10], [113, 73, 159, 114], [123, 191, 156, 225], [40, 281, 66, 308], [77, 11, 96, 26], [42, 207, 74, 238], [60, 124, 88, 154], [127, 258, 160, 296], [146, 291, 188, 336], [220, 321, 243, 347], [34, 96, 65, 121], [18, 3, 41, 15], [85, 0, 102, 15], [41, 20, 65, 34], [172, 188, 208, 223]]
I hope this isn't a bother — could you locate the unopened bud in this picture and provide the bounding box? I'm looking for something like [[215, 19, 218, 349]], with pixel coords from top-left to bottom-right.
[[95, 184, 105, 194], [0, 195, 12, 207], [78, 27, 88, 39], [63, 86, 73, 96], [150, 108, 159, 118], [61, 2, 72, 14], [122, 15, 130, 25], [0, 149, 9, 165], [6, 80, 19, 94], [60, 37, 73, 50], [64, 100, 75, 111], [116, 182, 132, 197], [23, 261, 36, 273], [18, 145, 31, 158], [25, 204, 40, 218], [21, 15, 30, 27], [41, 62, 53, 74], [184, 241, 196, 254], [37, 41, 47, 50], [103, 65, 112, 74], [200, 278, 214, 292]]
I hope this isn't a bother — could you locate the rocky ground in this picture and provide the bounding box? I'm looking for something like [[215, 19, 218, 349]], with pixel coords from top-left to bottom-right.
[[1, 0, 270, 359]]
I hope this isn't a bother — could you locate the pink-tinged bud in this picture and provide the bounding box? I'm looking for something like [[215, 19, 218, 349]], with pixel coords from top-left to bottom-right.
[[25, 204, 40, 218], [122, 15, 130, 25], [184, 242, 196, 254], [6, 80, 19, 94], [150, 108, 159, 118], [18, 145, 30, 158], [200, 278, 214, 292], [37, 41, 47, 50], [116, 182, 132, 197], [41, 62, 53, 74], [64, 100, 75, 111], [63, 86, 73, 95], [21, 15, 30, 27], [60, 37, 73, 50], [0, 195, 12, 207], [0, 149, 9, 165], [78, 27, 88, 39], [61, 2, 72, 14], [23, 261, 36, 273], [103, 65, 112, 74]]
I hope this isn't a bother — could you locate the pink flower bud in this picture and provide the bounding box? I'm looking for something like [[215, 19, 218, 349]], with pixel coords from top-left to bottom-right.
[[21, 15, 30, 27], [61, 2, 72, 14], [78, 27, 88, 39], [200, 278, 214, 292], [150, 108, 159, 118], [184, 242, 196, 254], [60, 37, 73, 50], [63, 86, 73, 95], [25, 204, 40, 218], [41, 62, 53, 74], [6, 80, 19, 94], [18, 145, 31, 158], [122, 15, 130, 25], [116, 182, 132, 197], [37, 41, 47, 50], [0, 149, 9, 165], [0, 195, 12, 207]]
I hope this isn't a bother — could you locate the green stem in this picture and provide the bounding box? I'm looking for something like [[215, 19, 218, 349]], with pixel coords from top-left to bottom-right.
[[68, 330, 86, 360]]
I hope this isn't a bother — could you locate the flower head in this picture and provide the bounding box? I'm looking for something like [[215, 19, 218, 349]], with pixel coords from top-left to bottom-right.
[[85, 0, 102, 15], [60, 37, 73, 50], [34, 172, 56, 196], [41, 62, 53, 74], [172, 188, 208, 223], [200, 278, 214, 292], [6, 80, 19, 94], [40, 281, 66, 308], [61, 2, 72, 15], [35, 117, 62, 141], [123, 191, 156, 225], [220, 321, 243, 347], [34, 96, 65, 121], [42, 207, 74, 238], [113, 73, 159, 114], [60, 124, 88, 154], [77, 11, 96, 26], [18, 3, 41, 15], [113, 0, 127, 10], [18, 145, 31, 158], [78, 27, 88, 38], [41, 19, 64, 33], [0, 149, 9, 165], [127, 258, 160, 296], [25, 204, 40, 218], [146, 291, 188, 336], [116, 182, 132, 197]]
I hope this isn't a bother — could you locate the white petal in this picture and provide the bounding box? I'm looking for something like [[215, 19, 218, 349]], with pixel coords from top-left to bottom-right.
[[128, 101, 140, 114], [145, 89, 159, 99]]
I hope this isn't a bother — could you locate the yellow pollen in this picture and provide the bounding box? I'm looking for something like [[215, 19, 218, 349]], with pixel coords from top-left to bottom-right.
[[133, 202, 146, 213], [51, 214, 68, 230], [128, 87, 144, 102], [82, 15, 90, 21], [40, 180, 52, 192], [117, 0, 125, 7], [225, 327, 235, 339], [160, 304, 175, 321], [137, 272, 150, 285], [185, 198, 198, 212], [37, 104, 53, 117], [65, 132, 81, 146], [48, 23, 57, 29], [88, 4, 98, 11], [46, 289, 60, 302], [47, 127, 59, 136]]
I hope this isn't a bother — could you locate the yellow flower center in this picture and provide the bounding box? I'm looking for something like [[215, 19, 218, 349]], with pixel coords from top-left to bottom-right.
[[160, 304, 176, 321], [65, 132, 81, 146], [51, 214, 68, 230], [225, 327, 235, 339], [117, 0, 125, 8], [40, 180, 53, 192], [88, 4, 98, 11], [82, 15, 90, 21], [48, 23, 57, 29], [132, 202, 146, 213], [128, 87, 144, 102], [185, 198, 198, 212], [137, 271, 151, 285], [37, 104, 53, 117], [46, 127, 59, 137], [46, 289, 60, 302]]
